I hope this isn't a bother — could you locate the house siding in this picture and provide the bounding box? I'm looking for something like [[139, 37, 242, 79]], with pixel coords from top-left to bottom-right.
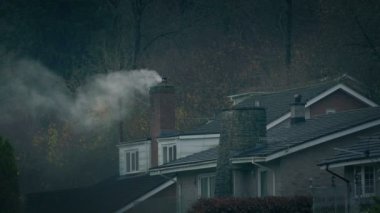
[[309, 89, 368, 117], [273, 126, 380, 196], [177, 169, 215, 213]]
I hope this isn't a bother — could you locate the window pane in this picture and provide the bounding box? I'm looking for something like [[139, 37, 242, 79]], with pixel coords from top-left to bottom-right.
[[355, 167, 362, 196], [261, 171, 268, 197], [201, 178, 208, 198], [365, 166, 374, 194], [136, 151, 139, 171], [173, 145, 177, 160], [163, 147, 167, 164], [169, 147, 173, 162], [210, 176, 215, 198], [132, 153, 136, 171], [126, 153, 130, 172]]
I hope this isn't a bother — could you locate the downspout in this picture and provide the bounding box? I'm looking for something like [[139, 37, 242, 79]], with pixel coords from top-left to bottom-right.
[[251, 160, 276, 196], [325, 165, 350, 213]]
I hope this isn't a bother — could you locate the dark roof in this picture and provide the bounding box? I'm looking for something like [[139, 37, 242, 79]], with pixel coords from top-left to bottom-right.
[[182, 115, 222, 135], [183, 80, 365, 135], [319, 132, 380, 166], [153, 147, 218, 169], [26, 174, 174, 213], [235, 81, 338, 123], [154, 107, 380, 171], [237, 107, 380, 158]]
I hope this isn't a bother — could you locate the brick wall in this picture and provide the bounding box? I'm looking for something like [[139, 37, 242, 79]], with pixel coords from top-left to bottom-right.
[[274, 126, 380, 196]]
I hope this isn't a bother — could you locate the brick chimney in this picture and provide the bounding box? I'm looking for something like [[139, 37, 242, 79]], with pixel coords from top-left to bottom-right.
[[149, 77, 175, 167], [290, 94, 305, 124], [214, 106, 266, 197]]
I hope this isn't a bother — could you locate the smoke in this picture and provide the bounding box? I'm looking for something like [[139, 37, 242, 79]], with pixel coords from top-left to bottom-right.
[[0, 60, 162, 129]]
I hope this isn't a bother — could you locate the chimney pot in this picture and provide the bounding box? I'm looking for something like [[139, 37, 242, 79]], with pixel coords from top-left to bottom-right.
[[290, 94, 305, 124], [294, 94, 302, 103]]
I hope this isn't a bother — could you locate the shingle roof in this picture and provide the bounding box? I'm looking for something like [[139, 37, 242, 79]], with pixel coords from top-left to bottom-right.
[[153, 147, 218, 169], [182, 81, 351, 135], [318, 132, 380, 166], [153, 107, 380, 171], [237, 107, 380, 158], [26, 174, 174, 213], [235, 81, 338, 123]]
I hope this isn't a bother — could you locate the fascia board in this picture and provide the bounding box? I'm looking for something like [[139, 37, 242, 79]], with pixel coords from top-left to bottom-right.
[[150, 161, 216, 175], [321, 158, 380, 169]]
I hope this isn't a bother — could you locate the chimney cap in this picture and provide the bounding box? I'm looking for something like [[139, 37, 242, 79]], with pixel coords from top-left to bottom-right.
[[149, 77, 175, 94], [294, 94, 302, 103]]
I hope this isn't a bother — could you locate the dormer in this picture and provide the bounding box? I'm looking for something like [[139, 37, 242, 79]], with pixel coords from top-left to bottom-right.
[[117, 140, 151, 176]]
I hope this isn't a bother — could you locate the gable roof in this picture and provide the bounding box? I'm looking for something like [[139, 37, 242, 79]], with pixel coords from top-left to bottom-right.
[[181, 82, 377, 136], [26, 174, 175, 213], [235, 107, 380, 161], [318, 132, 380, 169], [151, 107, 380, 175]]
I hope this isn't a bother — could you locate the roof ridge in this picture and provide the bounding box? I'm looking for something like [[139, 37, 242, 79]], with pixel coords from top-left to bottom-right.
[[232, 78, 338, 97]]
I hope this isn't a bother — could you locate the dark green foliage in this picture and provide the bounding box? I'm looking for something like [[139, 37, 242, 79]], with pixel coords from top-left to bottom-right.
[[0, 136, 20, 212], [188, 196, 312, 213], [368, 197, 380, 213]]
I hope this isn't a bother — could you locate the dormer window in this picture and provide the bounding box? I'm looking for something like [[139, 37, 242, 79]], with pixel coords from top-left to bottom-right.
[[126, 150, 139, 173], [163, 144, 176, 164]]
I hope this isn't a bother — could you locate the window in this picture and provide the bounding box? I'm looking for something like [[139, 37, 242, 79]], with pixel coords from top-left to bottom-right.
[[163, 144, 176, 164], [260, 171, 268, 197], [198, 174, 215, 198], [258, 170, 269, 197], [354, 166, 375, 197], [126, 150, 139, 173]]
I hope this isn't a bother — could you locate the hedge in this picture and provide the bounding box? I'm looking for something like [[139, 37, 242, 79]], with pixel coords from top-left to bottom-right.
[[188, 196, 312, 213]]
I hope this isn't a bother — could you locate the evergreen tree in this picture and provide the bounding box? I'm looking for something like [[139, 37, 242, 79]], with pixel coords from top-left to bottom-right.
[[0, 136, 20, 212]]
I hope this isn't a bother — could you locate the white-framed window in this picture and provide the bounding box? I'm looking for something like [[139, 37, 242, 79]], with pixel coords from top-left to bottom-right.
[[126, 150, 139, 173], [163, 144, 176, 164], [354, 166, 375, 197], [198, 174, 215, 198]]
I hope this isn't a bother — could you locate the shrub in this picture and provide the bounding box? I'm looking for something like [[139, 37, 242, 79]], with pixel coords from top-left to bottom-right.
[[188, 196, 312, 213]]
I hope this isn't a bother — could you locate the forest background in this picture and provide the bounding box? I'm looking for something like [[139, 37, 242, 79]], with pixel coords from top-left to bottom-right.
[[0, 0, 379, 194]]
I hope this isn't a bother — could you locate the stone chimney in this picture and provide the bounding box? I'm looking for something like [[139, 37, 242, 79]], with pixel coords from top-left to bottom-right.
[[214, 106, 266, 197], [290, 94, 305, 124], [149, 77, 176, 167]]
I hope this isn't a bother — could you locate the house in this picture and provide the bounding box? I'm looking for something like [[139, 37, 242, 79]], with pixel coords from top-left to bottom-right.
[[318, 132, 380, 212], [146, 76, 380, 212], [26, 75, 378, 212]]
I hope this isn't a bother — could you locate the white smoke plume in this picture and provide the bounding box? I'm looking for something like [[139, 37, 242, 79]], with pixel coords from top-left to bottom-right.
[[0, 60, 162, 129]]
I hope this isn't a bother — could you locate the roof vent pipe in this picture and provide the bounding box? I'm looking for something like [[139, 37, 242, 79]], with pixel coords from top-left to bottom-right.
[[290, 94, 306, 124]]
